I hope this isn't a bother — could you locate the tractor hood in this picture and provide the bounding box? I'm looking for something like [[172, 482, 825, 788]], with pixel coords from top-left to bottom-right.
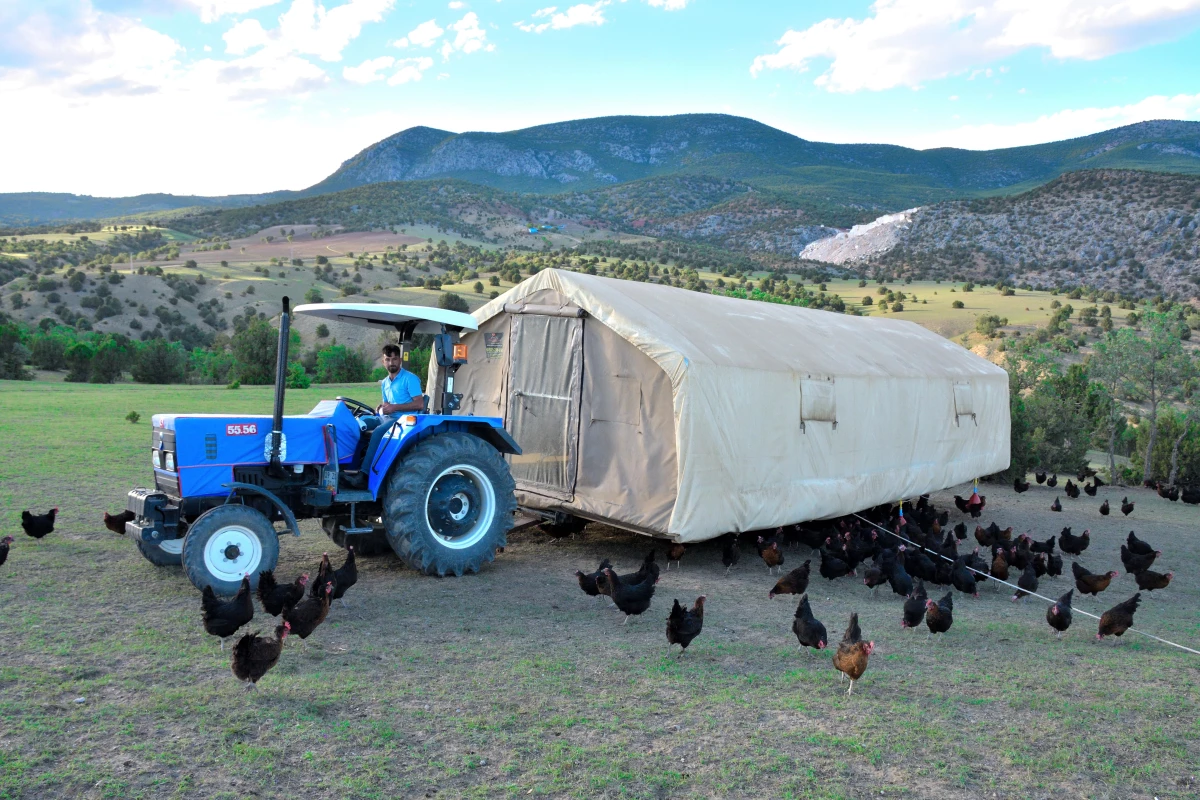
[[293, 303, 478, 334]]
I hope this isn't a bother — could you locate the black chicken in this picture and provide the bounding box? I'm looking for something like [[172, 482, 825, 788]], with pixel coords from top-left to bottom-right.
[[1059, 528, 1090, 555], [21, 508, 57, 539], [1050, 497, 1062, 512], [1083, 482, 1097, 497], [1011, 563, 1038, 602], [791, 593, 827, 654], [1029, 535, 1056, 554], [1120, 544, 1160, 574], [330, 546, 358, 607], [284, 581, 333, 646], [0, 535, 12, 568], [1099, 499, 1110, 516], [1046, 553, 1063, 577], [202, 576, 254, 650], [1046, 474, 1058, 488], [311, 552, 335, 599], [1064, 479, 1079, 499], [1046, 589, 1073, 637], [886, 549, 914, 597], [902, 579, 927, 629], [1013, 477, 1030, 493], [665, 596, 705, 657], [1120, 497, 1134, 516], [925, 592, 954, 635], [231, 621, 290, 690], [819, 547, 854, 580], [1126, 530, 1155, 556], [1035, 470, 1047, 484], [602, 568, 656, 624], [257, 570, 309, 616], [575, 558, 613, 598], [721, 535, 740, 574], [1181, 486, 1200, 505]]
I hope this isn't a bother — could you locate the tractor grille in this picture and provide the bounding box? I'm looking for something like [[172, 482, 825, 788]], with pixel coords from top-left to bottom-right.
[[155, 471, 180, 496]]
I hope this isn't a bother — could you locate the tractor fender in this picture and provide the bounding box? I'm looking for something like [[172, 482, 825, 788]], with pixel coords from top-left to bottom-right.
[[367, 417, 521, 498], [220, 482, 302, 537]]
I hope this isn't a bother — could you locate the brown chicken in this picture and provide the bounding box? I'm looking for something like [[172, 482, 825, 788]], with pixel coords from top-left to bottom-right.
[[1133, 570, 1173, 591], [1098, 593, 1141, 640], [832, 612, 875, 696], [769, 561, 811, 599], [760, 541, 785, 575], [666, 542, 686, 570], [1072, 562, 1118, 596], [990, 548, 1010, 584], [283, 581, 332, 647], [231, 621, 290, 690], [103, 510, 134, 535]]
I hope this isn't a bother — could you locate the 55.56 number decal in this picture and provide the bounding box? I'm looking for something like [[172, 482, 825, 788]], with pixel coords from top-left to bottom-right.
[[226, 423, 258, 436]]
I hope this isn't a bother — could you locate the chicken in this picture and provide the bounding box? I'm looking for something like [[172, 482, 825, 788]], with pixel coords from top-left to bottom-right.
[[1099, 499, 1110, 516], [832, 613, 875, 696], [1050, 497, 1062, 513], [1029, 535, 1056, 554], [902, 579, 927, 629], [1064, 479, 1079, 499], [201, 576, 254, 649], [602, 568, 656, 624], [1011, 563, 1038, 602], [1031, 553, 1048, 578], [1013, 477, 1030, 493], [1125, 530, 1155, 556], [330, 546, 357, 607], [104, 510, 134, 535], [1093, 476, 1105, 487], [990, 548, 1010, 584], [1058, 527, 1090, 556], [760, 540, 785, 575], [665, 596, 705, 657], [1046, 474, 1058, 488], [1083, 482, 1098, 497], [1181, 486, 1200, 505], [1133, 569, 1173, 591], [950, 556, 979, 598], [311, 552, 334, 598], [819, 546, 853, 580], [953, 522, 967, 540], [1035, 470, 1047, 484], [666, 542, 686, 570], [284, 581, 333, 644], [792, 593, 827, 654], [257, 570, 309, 616], [1072, 562, 1118, 596], [1120, 497, 1134, 516], [21, 508, 57, 539], [1046, 553, 1063, 577], [231, 621, 290, 690], [721, 535, 740, 574], [1098, 593, 1141, 641], [924, 592, 954, 634], [886, 549, 914, 597], [598, 550, 659, 596], [769, 561, 811, 599], [575, 558, 613, 599], [862, 565, 888, 591], [1120, 544, 1160, 574], [1156, 482, 1180, 502], [0, 535, 12, 568], [1046, 589, 1073, 637]]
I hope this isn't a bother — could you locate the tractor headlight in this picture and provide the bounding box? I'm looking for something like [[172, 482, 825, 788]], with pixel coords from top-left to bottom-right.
[[152, 450, 162, 469], [164, 452, 175, 471]]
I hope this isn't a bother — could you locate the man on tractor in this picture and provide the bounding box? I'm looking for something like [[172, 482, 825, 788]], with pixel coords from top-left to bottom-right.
[[350, 343, 425, 487]]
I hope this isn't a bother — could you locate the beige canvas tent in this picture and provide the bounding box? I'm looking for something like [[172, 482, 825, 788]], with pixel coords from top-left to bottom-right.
[[434, 269, 1009, 543]]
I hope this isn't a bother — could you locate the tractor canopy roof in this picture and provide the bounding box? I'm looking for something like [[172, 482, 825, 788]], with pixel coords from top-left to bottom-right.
[[293, 303, 478, 334]]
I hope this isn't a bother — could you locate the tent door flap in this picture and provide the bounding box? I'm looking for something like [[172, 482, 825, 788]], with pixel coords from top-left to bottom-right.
[[952, 381, 977, 427], [505, 313, 584, 500], [799, 376, 837, 433]]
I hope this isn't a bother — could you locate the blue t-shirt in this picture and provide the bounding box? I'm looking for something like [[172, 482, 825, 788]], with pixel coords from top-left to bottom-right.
[[381, 369, 422, 407]]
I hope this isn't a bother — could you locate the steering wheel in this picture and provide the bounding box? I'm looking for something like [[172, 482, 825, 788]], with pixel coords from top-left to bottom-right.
[[336, 396, 377, 418]]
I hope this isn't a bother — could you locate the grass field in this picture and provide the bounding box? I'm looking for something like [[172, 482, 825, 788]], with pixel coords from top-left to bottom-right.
[[2, 381, 1199, 799]]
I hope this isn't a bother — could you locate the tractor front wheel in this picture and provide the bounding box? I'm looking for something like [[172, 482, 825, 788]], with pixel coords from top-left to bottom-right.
[[382, 432, 516, 576], [182, 505, 280, 595]]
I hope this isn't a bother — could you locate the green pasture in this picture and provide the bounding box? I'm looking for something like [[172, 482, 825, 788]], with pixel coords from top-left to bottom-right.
[[1, 381, 1198, 798]]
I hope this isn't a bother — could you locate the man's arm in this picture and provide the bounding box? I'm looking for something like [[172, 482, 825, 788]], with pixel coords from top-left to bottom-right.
[[379, 398, 423, 415]]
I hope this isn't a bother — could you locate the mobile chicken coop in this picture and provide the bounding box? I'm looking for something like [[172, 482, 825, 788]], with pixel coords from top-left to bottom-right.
[[435, 269, 1010, 543]]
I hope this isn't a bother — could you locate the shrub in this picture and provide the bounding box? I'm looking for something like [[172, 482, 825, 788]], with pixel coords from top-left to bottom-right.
[[304, 288, 324, 304], [286, 361, 311, 389], [861, 296, 873, 306], [951, 300, 965, 309], [315, 344, 370, 384], [30, 334, 67, 370], [230, 317, 277, 384], [891, 302, 904, 312], [0, 323, 31, 380], [227, 380, 241, 389], [438, 292, 469, 313], [125, 411, 140, 424], [132, 339, 187, 384], [473, 281, 485, 294], [316, 323, 330, 338]]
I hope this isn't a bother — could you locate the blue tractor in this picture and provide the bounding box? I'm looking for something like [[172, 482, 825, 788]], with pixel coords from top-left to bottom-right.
[[124, 299, 521, 594]]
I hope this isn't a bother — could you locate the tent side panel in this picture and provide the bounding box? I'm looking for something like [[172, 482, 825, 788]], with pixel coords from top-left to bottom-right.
[[669, 366, 1009, 541], [570, 318, 678, 535], [454, 314, 510, 419]]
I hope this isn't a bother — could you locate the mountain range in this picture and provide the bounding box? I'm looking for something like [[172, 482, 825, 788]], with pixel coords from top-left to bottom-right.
[[4, 114, 1200, 228]]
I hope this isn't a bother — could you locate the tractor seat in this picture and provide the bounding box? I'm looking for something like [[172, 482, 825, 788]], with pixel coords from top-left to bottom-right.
[[343, 395, 431, 482]]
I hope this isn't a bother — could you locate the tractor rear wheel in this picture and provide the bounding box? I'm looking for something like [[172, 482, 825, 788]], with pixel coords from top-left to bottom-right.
[[382, 432, 516, 576], [182, 505, 279, 595]]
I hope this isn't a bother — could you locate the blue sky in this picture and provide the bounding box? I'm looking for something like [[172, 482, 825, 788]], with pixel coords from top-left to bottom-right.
[[1, 0, 1199, 196]]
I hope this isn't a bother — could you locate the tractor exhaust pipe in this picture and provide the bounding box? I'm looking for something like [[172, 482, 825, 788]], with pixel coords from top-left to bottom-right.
[[267, 296, 290, 476]]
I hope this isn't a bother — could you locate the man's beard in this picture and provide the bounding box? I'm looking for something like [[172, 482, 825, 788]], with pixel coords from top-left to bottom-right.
[[387, 364, 400, 375]]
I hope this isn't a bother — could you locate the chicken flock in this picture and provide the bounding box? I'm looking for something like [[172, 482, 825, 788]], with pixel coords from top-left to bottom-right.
[[2, 467, 1190, 696]]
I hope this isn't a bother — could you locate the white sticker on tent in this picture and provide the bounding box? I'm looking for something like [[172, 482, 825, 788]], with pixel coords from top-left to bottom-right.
[[953, 381, 976, 426], [800, 377, 837, 431]]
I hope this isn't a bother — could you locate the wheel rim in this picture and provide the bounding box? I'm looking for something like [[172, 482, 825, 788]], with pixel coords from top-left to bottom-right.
[[202, 525, 263, 582], [424, 464, 496, 550], [159, 539, 183, 555]]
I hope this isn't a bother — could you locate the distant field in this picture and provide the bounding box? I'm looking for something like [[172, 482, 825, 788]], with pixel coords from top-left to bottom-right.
[[1, 380, 1198, 799]]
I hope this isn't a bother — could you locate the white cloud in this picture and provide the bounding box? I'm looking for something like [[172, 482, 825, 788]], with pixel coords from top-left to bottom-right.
[[646, 0, 689, 9], [185, 0, 283, 24], [342, 54, 394, 83], [448, 0, 465, 7], [387, 55, 433, 84], [405, 19, 445, 47], [750, 0, 1200, 92], [899, 93, 1200, 150], [224, 18, 269, 54], [517, 1, 607, 32], [448, 12, 487, 54]]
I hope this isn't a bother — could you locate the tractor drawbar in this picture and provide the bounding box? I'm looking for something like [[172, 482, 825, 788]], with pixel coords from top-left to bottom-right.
[[267, 296, 290, 477]]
